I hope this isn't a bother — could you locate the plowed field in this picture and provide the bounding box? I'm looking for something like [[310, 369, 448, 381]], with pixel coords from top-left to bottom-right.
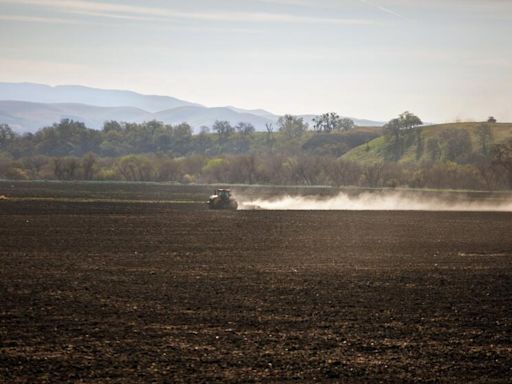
[[1, 195, 512, 382]]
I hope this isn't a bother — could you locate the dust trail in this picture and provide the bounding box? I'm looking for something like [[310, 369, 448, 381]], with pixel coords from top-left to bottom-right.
[[239, 191, 512, 211]]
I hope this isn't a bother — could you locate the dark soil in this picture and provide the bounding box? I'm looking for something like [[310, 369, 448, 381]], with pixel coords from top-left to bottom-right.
[[1, 199, 512, 383]]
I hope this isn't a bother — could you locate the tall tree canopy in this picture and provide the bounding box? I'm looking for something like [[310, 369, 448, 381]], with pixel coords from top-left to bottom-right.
[[277, 115, 308, 139], [313, 113, 355, 133]]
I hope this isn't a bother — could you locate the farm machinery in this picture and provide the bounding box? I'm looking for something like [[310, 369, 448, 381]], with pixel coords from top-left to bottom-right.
[[208, 189, 238, 210]]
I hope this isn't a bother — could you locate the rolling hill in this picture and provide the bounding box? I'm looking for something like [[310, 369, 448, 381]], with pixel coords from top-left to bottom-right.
[[0, 82, 385, 133], [153, 106, 274, 130], [0, 101, 154, 133], [0, 100, 278, 133], [342, 122, 512, 164], [0, 82, 200, 112]]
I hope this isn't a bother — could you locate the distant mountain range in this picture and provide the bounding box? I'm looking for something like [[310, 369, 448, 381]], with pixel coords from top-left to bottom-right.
[[0, 82, 199, 112], [0, 82, 384, 133]]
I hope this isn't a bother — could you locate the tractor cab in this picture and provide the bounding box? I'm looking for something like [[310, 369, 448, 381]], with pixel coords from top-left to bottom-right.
[[216, 189, 231, 200], [208, 189, 238, 210]]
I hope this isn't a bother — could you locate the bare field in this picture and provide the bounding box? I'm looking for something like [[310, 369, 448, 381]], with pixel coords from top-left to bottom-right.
[[1, 186, 512, 382]]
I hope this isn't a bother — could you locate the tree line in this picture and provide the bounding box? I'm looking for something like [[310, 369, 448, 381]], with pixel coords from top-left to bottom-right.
[[2, 150, 512, 190], [0, 112, 357, 159], [1, 112, 512, 190]]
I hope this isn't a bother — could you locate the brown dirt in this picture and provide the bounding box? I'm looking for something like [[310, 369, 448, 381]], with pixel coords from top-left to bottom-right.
[[1, 200, 512, 383]]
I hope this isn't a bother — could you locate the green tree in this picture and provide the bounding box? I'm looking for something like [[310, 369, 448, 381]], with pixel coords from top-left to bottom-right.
[[340, 118, 355, 131], [0, 124, 16, 149], [313, 113, 354, 133], [235, 122, 255, 137], [440, 128, 473, 162], [213, 121, 235, 143], [278, 115, 308, 139], [194, 127, 214, 155], [383, 118, 402, 161], [383, 112, 423, 161], [398, 111, 423, 129], [492, 140, 512, 188], [103, 120, 123, 133], [172, 123, 193, 155], [231, 122, 255, 154], [35, 119, 101, 156], [477, 123, 493, 156]]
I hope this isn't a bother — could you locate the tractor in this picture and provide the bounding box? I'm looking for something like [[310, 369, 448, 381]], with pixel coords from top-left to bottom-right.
[[208, 189, 238, 210]]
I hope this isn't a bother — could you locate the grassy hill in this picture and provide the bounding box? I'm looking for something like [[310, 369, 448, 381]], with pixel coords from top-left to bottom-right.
[[302, 126, 383, 156], [342, 122, 512, 164]]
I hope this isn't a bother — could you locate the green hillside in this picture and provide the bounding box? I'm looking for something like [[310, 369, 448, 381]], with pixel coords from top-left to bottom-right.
[[301, 126, 382, 156], [342, 122, 512, 164]]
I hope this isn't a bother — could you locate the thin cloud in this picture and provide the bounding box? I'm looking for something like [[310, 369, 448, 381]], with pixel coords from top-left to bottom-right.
[[0, 0, 375, 25], [253, 0, 314, 5], [61, 10, 159, 22], [0, 14, 83, 24], [357, 0, 404, 18]]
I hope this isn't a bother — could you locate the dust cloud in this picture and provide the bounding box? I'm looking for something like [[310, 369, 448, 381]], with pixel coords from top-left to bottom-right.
[[239, 191, 512, 211]]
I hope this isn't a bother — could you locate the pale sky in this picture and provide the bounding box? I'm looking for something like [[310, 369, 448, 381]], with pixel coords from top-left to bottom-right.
[[0, 0, 511, 122]]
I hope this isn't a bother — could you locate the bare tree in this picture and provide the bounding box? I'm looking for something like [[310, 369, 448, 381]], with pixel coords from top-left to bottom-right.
[[212, 121, 235, 143], [265, 123, 275, 152], [82, 153, 97, 180]]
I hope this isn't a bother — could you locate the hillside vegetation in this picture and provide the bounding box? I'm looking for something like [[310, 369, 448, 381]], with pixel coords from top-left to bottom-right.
[[0, 118, 380, 159], [1, 115, 512, 191], [343, 122, 512, 164]]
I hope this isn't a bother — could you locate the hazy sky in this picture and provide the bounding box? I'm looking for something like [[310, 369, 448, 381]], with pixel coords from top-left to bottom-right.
[[0, 0, 511, 122]]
